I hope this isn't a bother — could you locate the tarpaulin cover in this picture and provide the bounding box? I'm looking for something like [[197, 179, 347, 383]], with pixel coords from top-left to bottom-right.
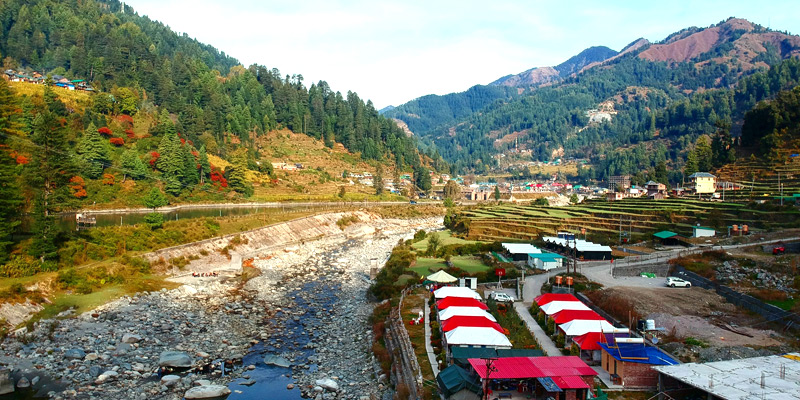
[[598, 342, 679, 365], [437, 297, 488, 311], [467, 356, 597, 379], [434, 286, 482, 300], [536, 377, 562, 392], [442, 316, 504, 333], [534, 293, 579, 306], [436, 365, 482, 396], [439, 307, 497, 322], [551, 309, 604, 324]]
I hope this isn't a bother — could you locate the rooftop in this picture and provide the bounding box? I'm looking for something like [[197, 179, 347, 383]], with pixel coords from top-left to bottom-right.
[[688, 172, 716, 178], [467, 356, 596, 380], [653, 231, 679, 239], [598, 342, 679, 366], [654, 353, 800, 400], [502, 242, 540, 254]]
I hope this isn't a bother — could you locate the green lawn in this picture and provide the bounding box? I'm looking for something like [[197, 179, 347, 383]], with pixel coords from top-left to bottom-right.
[[408, 256, 491, 277], [411, 230, 484, 252], [766, 298, 798, 311]]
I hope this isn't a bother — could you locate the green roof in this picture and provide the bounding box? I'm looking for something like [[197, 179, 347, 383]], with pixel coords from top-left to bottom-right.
[[528, 252, 565, 261], [653, 231, 678, 239]]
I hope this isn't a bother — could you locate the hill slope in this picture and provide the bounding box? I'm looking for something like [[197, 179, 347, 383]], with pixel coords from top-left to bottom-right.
[[491, 46, 619, 87], [388, 17, 800, 175]]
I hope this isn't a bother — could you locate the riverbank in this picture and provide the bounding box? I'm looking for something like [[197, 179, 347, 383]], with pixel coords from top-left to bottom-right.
[[0, 211, 443, 399]]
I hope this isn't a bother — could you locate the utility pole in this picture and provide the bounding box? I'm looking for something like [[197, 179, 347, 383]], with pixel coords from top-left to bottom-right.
[[483, 358, 497, 400]]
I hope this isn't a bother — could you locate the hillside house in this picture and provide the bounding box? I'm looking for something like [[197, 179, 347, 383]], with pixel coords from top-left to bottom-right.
[[692, 226, 715, 238], [598, 339, 678, 388], [645, 181, 667, 199], [607, 192, 624, 201], [688, 172, 716, 194]]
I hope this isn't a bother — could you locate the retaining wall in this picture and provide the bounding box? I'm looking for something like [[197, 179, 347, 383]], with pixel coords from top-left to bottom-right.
[[612, 264, 671, 277]]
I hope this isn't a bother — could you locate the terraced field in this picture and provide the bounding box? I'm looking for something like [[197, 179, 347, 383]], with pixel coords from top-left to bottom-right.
[[715, 152, 800, 200], [458, 198, 800, 243]]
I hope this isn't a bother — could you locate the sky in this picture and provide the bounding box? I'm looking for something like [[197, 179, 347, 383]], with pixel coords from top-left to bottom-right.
[[124, 0, 799, 109]]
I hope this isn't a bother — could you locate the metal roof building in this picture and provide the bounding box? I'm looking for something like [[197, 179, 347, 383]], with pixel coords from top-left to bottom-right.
[[654, 353, 800, 400]]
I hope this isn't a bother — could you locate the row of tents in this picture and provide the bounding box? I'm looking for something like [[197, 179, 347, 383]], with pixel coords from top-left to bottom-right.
[[433, 286, 513, 349]]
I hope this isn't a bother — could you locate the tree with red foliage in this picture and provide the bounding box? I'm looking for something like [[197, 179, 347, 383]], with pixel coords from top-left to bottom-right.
[[16, 155, 29, 165], [97, 126, 112, 136], [149, 152, 160, 169], [69, 176, 87, 198], [125, 129, 135, 139], [109, 137, 125, 146], [102, 174, 115, 185]]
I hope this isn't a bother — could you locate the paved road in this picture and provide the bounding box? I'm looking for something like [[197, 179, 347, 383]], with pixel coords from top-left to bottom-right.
[[423, 303, 440, 376], [517, 269, 565, 356]]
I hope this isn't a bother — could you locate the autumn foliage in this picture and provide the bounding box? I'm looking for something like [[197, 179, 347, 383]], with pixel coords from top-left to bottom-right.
[[102, 173, 115, 185], [210, 166, 228, 189], [69, 176, 87, 198], [97, 126, 112, 136], [149, 151, 160, 168], [109, 137, 125, 146], [125, 129, 135, 139]]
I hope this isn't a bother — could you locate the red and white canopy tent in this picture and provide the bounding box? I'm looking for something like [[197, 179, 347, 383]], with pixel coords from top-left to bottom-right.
[[434, 286, 482, 300], [445, 327, 512, 348], [539, 300, 591, 316], [441, 316, 505, 334], [551, 309, 604, 325], [438, 307, 497, 322], [534, 293, 579, 306], [558, 320, 618, 337], [436, 297, 488, 311]]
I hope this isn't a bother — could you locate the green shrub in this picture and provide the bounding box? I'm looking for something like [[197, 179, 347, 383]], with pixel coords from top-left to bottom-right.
[[144, 212, 164, 229]]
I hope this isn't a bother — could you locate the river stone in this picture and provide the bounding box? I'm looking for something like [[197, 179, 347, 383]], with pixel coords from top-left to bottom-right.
[[121, 333, 142, 344], [160, 375, 180, 387], [64, 349, 85, 360], [184, 385, 231, 399], [0, 369, 13, 395], [263, 354, 291, 368], [89, 366, 103, 378], [84, 353, 99, 361], [15, 377, 29, 389], [159, 351, 192, 368], [95, 370, 118, 384], [315, 378, 339, 392]]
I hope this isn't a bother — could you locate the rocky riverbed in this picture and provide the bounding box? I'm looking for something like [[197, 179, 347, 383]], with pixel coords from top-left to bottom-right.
[[0, 214, 442, 399]]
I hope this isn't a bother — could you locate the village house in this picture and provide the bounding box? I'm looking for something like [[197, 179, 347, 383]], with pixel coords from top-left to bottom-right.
[[598, 338, 678, 388], [688, 172, 716, 194], [645, 181, 667, 199], [608, 175, 631, 192]]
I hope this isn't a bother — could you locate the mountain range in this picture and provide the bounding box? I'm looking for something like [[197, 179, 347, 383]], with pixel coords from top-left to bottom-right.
[[385, 17, 800, 177]]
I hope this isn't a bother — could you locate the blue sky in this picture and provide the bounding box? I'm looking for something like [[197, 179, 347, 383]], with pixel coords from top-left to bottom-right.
[[125, 0, 799, 108]]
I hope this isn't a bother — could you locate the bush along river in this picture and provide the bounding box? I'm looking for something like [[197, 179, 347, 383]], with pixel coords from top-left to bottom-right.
[[0, 215, 440, 399]]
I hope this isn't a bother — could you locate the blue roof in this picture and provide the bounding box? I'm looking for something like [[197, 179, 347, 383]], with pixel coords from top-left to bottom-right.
[[528, 252, 565, 261], [598, 343, 679, 366]]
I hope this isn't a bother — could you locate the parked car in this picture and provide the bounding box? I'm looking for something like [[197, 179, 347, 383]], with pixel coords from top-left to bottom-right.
[[665, 277, 691, 288], [773, 246, 786, 255], [489, 292, 515, 303]]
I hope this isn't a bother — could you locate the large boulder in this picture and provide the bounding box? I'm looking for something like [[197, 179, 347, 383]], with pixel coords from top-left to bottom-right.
[[0, 369, 12, 395], [315, 378, 339, 392], [184, 385, 231, 399], [159, 351, 192, 368], [64, 349, 86, 360], [263, 354, 291, 368]]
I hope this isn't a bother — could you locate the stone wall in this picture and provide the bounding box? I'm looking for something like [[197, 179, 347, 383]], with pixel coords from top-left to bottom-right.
[[611, 263, 671, 277], [621, 361, 659, 388]]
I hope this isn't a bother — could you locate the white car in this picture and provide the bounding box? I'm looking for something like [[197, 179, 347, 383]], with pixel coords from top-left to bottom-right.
[[489, 292, 515, 303], [666, 277, 691, 288]]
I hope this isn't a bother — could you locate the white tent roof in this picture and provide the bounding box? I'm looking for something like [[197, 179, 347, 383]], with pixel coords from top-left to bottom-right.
[[438, 307, 497, 322], [427, 270, 458, 283], [445, 327, 512, 348], [558, 319, 616, 336], [542, 237, 612, 252], [434, 286, 482, 300], [502, 243, 540, 254], [540, 300, 590, 315]]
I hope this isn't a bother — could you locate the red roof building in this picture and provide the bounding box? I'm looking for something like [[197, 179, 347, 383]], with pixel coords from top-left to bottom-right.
[[467, 356, 598, 399], [441, 316, 505, 334], [436, 297, 488, 311], [551, 309, 605, 325], [534, 293, 579, 306]]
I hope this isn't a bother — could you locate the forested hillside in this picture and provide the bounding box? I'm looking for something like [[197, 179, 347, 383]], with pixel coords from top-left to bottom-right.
[[388, 18, 800, 177], [0, 0, 439, 268]]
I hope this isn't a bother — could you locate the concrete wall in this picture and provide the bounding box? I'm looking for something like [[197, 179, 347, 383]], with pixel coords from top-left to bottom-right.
[[611, 264, 671, 277]]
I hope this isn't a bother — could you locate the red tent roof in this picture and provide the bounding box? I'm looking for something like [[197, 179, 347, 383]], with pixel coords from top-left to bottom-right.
[[441, 316, 505, 333], [467, 356, 597, 379], [552, 376, 590, 389], [436, 297, 488, 311], [572, 332, 604, 351], [551, 309, 605, 325], [534, 293, 579, 306]]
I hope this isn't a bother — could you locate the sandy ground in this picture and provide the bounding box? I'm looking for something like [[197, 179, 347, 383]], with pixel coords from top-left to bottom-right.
[[604, 286, 784, 347]]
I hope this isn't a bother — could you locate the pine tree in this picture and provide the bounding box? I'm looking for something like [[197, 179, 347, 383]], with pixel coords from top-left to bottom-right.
[[120, 150, 147, 181], [198, 145, 211, 183], [684, 150, 699, 177], [0, 79, 23, 262], [28, 107, 75, 262], [227, 151, 252, 197], [77, 122, 111, 179], [373, 165, 384, 195], [695, 136, 713, 172], [156, 132, 184, 188], [143, 187, 167, 210], [182, 145, 199, 185]]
